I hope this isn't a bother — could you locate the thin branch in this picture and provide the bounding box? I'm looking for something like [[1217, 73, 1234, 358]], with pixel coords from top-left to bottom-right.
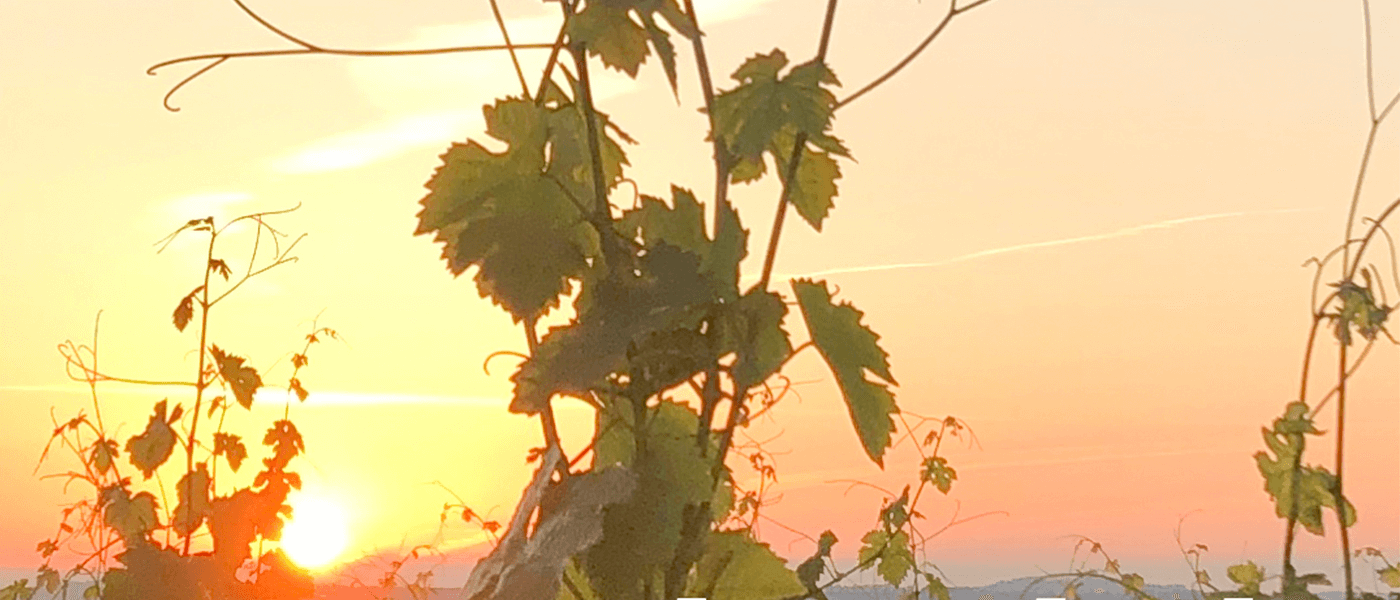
[[833, 0, 998, 112], [148, 43, 555, 111], [756, 0, 842, 291], [488, 0, 532, 100]]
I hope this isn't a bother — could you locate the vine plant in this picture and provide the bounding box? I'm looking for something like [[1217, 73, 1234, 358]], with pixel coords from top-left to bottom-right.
[[2, 208, 338, 600], [123, 0, 1011, 598]]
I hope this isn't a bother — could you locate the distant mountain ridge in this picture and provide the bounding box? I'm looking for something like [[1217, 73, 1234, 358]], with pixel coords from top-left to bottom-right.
[[1, 570, 1390, 600]]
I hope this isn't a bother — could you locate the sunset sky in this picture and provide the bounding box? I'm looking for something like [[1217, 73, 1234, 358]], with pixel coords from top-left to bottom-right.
[[1, 0, 1398, 592]]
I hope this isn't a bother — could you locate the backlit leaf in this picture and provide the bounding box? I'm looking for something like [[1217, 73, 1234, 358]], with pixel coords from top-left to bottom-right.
[[173, 463, 212, 536], [213, 432, 247, 472], [709, 50, 846, 167], [857, 529, 912, 587], [91, 438, 118, 475], [688, 531, 806, 600], [792, 279, 899, 466], [210, 345, 262, 410], [101, 487, 160, 542], [125, 401, 176, 478], [172, 286, 203, 332]]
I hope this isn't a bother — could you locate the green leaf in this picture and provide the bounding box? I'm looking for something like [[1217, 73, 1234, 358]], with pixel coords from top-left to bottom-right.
[[920, 456, 957, 494], [709, 50, 847, 166], [688, 531, 806, 600], [796, 530, 837, 593], [616, 185, 748, 298], [792, 279, 899, 466], [1330, 280, 1391, 346], [924, 574, 952, 600], [125, 401, 176, 478], [1226, 561, 1264, 595], [788, 148, 840, 231], [173, 463, 212, 536], [210, 345, 263, 410], [856, 529, 912, 587], [1253, 402, 1356, 536], [587, 400, 729, 598], [569, 3, 650, 77], [717, 289, 793, 390], [1378, 565, 1400, 588], [213, 432, 247, 472], [511, 243, 719, 414], [35, 568, 58, 595], [567, 0, 699, 93], [416, 97, 607, 323]]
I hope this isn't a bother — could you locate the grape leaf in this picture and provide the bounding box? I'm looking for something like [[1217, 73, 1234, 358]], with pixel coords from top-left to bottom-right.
[[209, 345, 262, 410], [587, 400, 730, 598], [1253, 402, 1356, 536], [1226, 561, 1264, 595], [172, 286, 202, 332], [213, 432, 247, 472], [792, 279, 899, 466], [857, 529, 912, 587], [125, 401, 176, 479], [416, 97, 608, 323], [615, 185, 748, 298], [173, 463, 212, 536], [708, 50, 847, 166], [920, 456, 957, 494], [784, 147, 840, 232], [796, 530, 837, 595], [566, 0, 698, 93], [688, 531, 806, 600], [718, 289, 792, 390], [510, 243, 718, 414], [101, 487, 160, 542], [91, 438, 118, 474]]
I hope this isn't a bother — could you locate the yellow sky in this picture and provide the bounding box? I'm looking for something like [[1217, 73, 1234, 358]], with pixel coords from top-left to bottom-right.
[[1, 0, 1397, 590]]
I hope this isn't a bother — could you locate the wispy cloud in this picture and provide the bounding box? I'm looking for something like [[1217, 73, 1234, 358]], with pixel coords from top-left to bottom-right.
[[761, 207, 1319, 282], [271, 0, 779, 175], [269, 111, 483, 174], [156, 191, 253, 223]]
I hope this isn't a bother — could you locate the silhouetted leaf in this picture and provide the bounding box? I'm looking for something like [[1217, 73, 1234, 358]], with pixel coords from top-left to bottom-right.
[[212, 432, 247, 472], [792, 279, 899, 466], [262, 419, 304, 472], [920, 456, 957, 494], [91, 438, 118, 474], [289, 377, 309, 402], [210, 345, 262, 410], [125, 401, 176, 478], [172, 286, 203, 332], [208, 258, 231, 280], [173, 463, 212, 536], [101, 487, 160, 542]]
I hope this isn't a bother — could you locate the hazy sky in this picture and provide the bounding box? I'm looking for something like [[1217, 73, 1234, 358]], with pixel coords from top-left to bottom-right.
[[1, 0, 1397, 591]]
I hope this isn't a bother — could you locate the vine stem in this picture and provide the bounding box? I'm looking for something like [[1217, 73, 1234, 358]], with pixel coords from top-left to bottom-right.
[[182, 227, 217, 556], [755, 0, 841, 292]]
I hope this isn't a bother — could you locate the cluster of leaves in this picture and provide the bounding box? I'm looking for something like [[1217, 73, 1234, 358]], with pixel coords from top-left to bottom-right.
[[5, 212, 332, 600], [406, 0, 933, 597]]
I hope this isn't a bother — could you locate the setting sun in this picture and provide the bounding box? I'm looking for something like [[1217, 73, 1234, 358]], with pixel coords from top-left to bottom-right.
[[280, 494, 351, 571]]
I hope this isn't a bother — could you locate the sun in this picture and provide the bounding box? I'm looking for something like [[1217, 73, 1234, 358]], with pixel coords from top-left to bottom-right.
[[280, 493, 350, 570]]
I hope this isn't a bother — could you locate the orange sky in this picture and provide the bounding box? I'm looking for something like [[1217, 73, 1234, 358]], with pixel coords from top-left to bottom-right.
[[1, 0, 1397, 591]]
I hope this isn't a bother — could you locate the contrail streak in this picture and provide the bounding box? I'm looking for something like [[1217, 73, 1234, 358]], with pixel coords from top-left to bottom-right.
[[757, 207, 1319, 282]]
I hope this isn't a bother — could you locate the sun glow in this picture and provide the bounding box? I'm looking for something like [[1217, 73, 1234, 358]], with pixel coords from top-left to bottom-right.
[[280, 493, 350, 570]]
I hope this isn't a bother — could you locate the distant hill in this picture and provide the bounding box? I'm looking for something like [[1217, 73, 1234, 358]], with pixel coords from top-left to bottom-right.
[[1, 571, 1392, 600]]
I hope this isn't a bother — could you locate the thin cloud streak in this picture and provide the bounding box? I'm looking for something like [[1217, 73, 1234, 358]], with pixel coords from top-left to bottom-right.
[[764, 207, 1320, 282]]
